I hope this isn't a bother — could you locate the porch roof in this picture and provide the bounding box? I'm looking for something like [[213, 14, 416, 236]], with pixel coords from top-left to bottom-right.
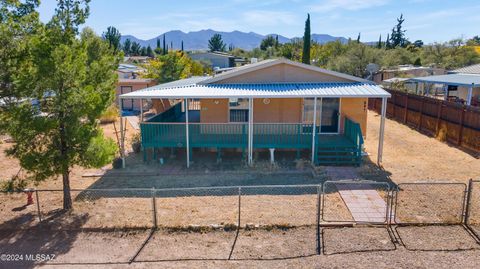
[[409, 74, 480, 87], [120, 82, 390, 99]]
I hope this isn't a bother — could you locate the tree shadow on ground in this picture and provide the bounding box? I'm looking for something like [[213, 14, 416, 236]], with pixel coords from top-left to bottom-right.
[[0, 211, 88, 269]]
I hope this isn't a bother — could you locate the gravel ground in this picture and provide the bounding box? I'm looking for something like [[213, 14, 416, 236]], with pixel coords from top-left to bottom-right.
[[1, 227, 480, 269]]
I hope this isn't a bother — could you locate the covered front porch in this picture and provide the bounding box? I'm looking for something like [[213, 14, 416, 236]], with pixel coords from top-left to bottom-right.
[[118, 60, 390, 168], [122, 91, 387, 167]]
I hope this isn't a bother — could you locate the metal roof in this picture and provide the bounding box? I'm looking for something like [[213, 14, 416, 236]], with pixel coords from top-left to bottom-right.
[[139, 76, 211, 90], [199, 58, 370, 84], [120, 82, 390, 99], [450, 64, 480, 75], [409, 74, 480, 87]]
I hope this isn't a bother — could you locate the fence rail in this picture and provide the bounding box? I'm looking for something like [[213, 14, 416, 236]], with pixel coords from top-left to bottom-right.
[[369, 89, 480, 154], [2, 180, 480, 230]]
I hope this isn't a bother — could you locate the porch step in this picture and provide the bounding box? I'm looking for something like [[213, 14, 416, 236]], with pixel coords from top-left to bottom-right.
[[316, 146, 362, 166]]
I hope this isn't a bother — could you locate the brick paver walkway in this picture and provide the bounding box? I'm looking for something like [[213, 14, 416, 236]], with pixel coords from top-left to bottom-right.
[[336, 184, 387, 223], [324, 167, 387, 223]]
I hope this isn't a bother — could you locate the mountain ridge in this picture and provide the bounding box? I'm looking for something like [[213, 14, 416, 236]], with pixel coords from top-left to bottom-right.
[[120, 30, 348, 51]]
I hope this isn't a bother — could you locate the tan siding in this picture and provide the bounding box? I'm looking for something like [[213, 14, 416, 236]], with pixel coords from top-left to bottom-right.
[[116, 81, 156, 110], [200, 99, 229, 123], [253, 98, 302, 123], [213, 63, 354, 83], [340, 98, 368, 137]]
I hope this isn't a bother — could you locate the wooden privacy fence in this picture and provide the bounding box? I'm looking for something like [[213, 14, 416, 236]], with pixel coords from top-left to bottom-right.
[[369, 89, 480, 155]]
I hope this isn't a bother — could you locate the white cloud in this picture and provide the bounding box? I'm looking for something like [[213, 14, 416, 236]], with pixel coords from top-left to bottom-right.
[[242, 10, 298, 27], [310, 0, 389, 12]]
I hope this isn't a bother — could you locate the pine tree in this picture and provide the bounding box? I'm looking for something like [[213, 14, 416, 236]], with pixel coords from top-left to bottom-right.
[[208, 34, 226, 52], [162, 34, 166, 55], [275, 35, 279, 48], [385, 33, 391, 49], [181, 40, 184, 51], [2, 0, 119, 209], [356, 32, 361, 43], [377, 34, 382, 49], [146, 45, 154, 57], [102, 26, 121, 52], [302, 13, 311, 64], [156, 38, 160, 49], [170, 41, 173, 50], [390, 14, 407, 47], [123, 38, 131, 55]]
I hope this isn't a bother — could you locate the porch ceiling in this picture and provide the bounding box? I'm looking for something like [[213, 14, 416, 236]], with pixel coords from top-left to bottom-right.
[[120, 82, 391, 99]]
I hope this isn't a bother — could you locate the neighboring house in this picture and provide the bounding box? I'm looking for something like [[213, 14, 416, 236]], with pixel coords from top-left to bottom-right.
[[117, 63, 145, 79], [372, 65, 445, 84], [116, 78, 156, 111], [189, 51, 239, 69], [123, 56, 151, 64], [119, 59, 390, 167], [409, 73, 480, 107]]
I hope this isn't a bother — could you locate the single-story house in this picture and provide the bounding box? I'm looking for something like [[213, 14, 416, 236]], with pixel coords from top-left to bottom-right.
[[408, 73, 480, 106], [372, 65, 445, 84], [189, 51, 242, 69], [116, 78, 156, 111], [119, 58, 390, 167]]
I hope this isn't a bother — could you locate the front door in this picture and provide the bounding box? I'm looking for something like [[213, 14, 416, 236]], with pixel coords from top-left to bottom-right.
[[320, 98, 340, 133]]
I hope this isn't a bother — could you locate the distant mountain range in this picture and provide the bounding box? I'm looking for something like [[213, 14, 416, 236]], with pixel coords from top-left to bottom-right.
[[120, 29, 348, 51]]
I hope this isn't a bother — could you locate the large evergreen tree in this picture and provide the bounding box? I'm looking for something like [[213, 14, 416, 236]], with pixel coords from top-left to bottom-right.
[[260, 35, 277, 51], [377, 34, 382, 49], [302, 13, 311, 64], [102, 26, 121, 52], [0, 0, 41, 101], [208, 33, 226, 52], [131, 41, 141, 55], [1, 0, 119, 209], [162, 34, 166, 55], [390, 14, 407, 48], [123, 38, 131, 55]]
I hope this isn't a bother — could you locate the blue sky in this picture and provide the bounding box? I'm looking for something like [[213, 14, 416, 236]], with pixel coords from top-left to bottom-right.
[[38, 0, 480, 43]]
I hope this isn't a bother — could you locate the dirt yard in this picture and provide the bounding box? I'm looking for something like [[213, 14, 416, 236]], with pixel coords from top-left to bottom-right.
[[1, 113, 480, 268], [365, 111, 480, 182], [1, 226, 480, 269]]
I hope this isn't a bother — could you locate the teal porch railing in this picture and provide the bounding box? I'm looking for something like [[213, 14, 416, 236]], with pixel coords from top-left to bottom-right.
[[253, 124, 312, 149], [189, 123, 248, 148], [343, 117, 364, 151], [314, 117, 364, 166], [141, 123, 186, 148], [140, 119, 364, 165]]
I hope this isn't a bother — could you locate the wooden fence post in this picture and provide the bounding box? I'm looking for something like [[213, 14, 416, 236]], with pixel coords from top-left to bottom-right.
[[403, 93, 409, 124], [435, 101, 443, 136], [457, 107, 466, 146], [418, 97, 425, 131], [392, 93, 396, 119]]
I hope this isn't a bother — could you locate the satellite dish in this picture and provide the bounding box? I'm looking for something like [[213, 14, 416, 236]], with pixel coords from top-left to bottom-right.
[[366, 63, 380, 74], [365, 63, 380, 80]]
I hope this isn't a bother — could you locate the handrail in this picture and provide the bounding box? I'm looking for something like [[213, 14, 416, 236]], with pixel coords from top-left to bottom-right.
[[344, 117, 364, 147]]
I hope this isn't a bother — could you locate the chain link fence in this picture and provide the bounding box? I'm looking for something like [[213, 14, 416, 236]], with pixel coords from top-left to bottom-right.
[[393, 183, 467, 224], [1, 179, 480, 264]]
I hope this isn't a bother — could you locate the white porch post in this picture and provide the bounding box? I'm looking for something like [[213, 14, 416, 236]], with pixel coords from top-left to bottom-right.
[[377, 97, 387, 165], [118, 98, 125, 168], [140, 98, 143, 122], [185, 98, 190, 168], [311, 97, 317, 164], [467, 84, 473, 106], [248, 98, 253, 165]]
